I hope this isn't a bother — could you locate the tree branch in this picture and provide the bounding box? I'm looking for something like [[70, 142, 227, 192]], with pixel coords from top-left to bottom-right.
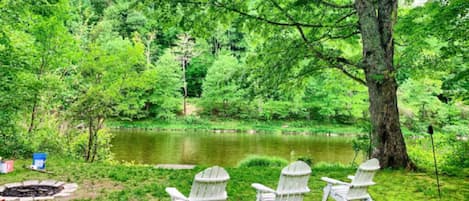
[[265, 0, 359, 68], [177, 0, 363, 82], [322, 30, 360, 40], [268, 0, 295, 22], [214, 1, 355, 28], [295, 25, 359, 68], [176, 0, 355, 28], [334, 65, 367, 85], [336, 11, 357, 23]]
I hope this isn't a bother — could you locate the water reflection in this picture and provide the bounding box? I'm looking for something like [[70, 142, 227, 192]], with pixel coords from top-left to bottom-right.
[[110, 129, 357, 166]]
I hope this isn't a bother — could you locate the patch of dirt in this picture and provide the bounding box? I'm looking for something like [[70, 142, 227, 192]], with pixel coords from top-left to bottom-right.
[[185, 103, 198, 115], [55, 179, 123, 200]]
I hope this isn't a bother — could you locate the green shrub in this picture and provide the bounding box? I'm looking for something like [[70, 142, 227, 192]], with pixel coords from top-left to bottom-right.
[[0, 114, 67, 158], [296, 156, 313, 166], [408, 133, 469, 176], [237, 155, 288, 168], [183, 115, 207, 125], [351, 134, 372, 165], [441, 134, 469, 176], [0, 131, 31, 158], [69, 128, 114, 161]]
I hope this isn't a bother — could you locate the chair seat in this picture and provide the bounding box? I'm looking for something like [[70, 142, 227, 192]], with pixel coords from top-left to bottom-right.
[[166, 166, 229, 201], [329, 185, 372, 201], [321, 159, 379, 201], [258, 192, 276, 201], [331, 185, 349, 200], [252, 161, 311, 201], [190, 194, 228, 201]]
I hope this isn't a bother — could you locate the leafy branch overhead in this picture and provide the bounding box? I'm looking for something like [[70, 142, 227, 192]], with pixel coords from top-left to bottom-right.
[[174, 0, 364, 84], [0, 0, 466, 170]]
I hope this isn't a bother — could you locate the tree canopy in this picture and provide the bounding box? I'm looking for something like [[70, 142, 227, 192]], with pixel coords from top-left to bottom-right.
[[0, 0, 467, 168]]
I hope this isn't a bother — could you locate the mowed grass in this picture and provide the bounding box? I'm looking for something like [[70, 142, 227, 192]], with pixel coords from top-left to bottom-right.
[[1, 158, 467, 200]]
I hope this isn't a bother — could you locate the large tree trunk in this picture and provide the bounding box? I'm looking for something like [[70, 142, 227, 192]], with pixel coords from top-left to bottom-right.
[[365, 72, 413, 168], [356, 0, 414, 168]]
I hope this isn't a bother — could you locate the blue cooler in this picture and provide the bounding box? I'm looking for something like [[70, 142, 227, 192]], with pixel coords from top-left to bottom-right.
[[32, 153, 47, 170]]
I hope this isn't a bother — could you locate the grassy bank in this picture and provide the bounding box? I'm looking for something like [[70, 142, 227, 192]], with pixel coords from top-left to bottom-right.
[[1, 158, 467, 200], [106, 118, 364, 135]]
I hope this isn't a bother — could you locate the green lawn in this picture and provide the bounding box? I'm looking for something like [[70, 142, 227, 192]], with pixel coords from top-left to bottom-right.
[[1, 158, 467, 200]]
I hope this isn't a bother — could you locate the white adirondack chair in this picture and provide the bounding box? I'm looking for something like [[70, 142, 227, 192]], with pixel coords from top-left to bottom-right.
[[165, 166, 230, 201], [321, 158, 380, 201], [252, 161, 312, 201]]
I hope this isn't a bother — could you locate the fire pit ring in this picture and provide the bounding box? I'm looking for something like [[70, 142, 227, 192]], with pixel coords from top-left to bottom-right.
[[0, 180, 77, 201]]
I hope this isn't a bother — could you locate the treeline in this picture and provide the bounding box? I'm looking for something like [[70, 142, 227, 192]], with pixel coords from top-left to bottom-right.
[[0, 0, 467, 160]]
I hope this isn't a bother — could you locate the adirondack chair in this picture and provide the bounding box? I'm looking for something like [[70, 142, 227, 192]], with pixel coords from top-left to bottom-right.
[[165, 166, 230, 201], [321, 158, 380, 201], [252, 161, 312, 201]]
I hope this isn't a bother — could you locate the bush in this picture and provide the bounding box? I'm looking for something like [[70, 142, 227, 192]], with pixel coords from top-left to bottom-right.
[[183, 115, 206, 125], [296, 156, 313, 166], [0, 131, 31, 158], [408, 133, 469, 176], [69, 128, 114, 161], [351, 134, 372, 164], [441, 134, 469, 176], [237, 155, 288, 168], [0, 114, 67, 159]]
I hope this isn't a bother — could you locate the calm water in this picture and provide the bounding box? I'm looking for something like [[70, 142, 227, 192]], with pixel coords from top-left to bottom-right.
[[110, 129, 357, 167]]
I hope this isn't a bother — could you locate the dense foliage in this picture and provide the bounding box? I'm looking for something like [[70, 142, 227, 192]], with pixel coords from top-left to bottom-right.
[[0, 0, 467, 169]]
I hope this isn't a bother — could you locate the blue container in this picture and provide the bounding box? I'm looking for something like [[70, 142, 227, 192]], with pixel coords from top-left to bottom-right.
[[32, 153, 47, 170]]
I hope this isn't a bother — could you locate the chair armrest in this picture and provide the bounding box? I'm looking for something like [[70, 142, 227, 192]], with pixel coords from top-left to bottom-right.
[[251, 183, 276, 193], [351, 182, 376, 188], [277, 187, 310, 195], [165, 187, 189, 201], [347, 175, 355, 180], [321, 177, 350, 185]]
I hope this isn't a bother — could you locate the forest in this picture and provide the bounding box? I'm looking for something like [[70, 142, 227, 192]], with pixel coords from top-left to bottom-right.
[[0, 0, 468, 200]]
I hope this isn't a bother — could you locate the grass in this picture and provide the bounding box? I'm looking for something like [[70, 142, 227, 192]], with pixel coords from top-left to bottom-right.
[[1, 157, 467, 200], [237, 155, 289, 168], [106, 118, 363, 135]]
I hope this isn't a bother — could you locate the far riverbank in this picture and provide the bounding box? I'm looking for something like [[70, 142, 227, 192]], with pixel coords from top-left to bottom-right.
[[106, 118, 365, 136]]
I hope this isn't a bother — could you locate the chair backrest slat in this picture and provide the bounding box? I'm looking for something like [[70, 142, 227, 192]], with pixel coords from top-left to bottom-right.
[[346, 158, 379, 200], [276, 161, 311, 201], [189, 166, 229, 201]]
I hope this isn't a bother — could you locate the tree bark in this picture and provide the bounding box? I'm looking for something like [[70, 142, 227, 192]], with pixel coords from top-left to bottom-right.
[[182, 59, 188, 116], [356, 0, 413, 169], [28, 98, 38, 133], [90, 117, 104, 163], [146, 32, 156, 67], [28, 56, 46, 134], [85, 117, 93, 162]]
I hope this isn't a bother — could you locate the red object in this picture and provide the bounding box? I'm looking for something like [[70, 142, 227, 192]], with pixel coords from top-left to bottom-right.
[[0, 160, 14, 173]]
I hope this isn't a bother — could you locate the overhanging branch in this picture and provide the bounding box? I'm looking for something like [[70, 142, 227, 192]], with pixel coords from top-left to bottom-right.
[[176, 0, 355, 28], [265, 0, 359, 68], [322, 30, 360, 40], [334, 65, 367, 85], [336, 11, 357, 23], [295, 25, 359, 68], [177, 0, 364, 83]]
